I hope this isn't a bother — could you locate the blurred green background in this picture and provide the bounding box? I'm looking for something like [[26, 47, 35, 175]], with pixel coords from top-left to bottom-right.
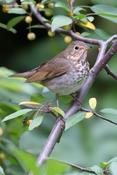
[[0, 0, 117, 174]]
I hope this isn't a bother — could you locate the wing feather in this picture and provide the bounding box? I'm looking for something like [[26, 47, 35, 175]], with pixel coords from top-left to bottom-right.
[[26, 57, 70, 83]]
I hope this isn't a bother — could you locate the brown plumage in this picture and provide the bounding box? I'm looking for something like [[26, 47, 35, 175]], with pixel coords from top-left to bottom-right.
[[12, 41, 89, 95]]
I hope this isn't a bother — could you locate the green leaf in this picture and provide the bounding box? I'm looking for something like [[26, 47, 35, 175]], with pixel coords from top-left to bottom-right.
[[7, 16, 25, 29], [0, 23, 8, 30], [29, 115, 44, 130], [74, 13, 86, 20], [0, 22, 17, 33], [91, 4, 117, 23], [0, 67, 14, 77], [51, 15, 72, 32], [94, 28, 110, 40], [87, 16, 94, 22], [6, 28, 17, 33], [6, 0, 15, 3], [0, 23, 17, 33], [41, 0, 48, 3], [19, 101, 41, 109], [21, 0, 35, 4], [0, 167, 5, 175], [81, 32, 91, 37], [109, 162, 117, 175], [10, 145, 40, 175], [65, 112, 85, 130], [0, 0, 15, 3], [73, 6, 84, 15], [50, 107, 65, 117], [46, 159, 69, 175], [100, 162, 109, 169], [27, 25, 45, 29], [100, 108, 117, 115], [8, 7, 27, 14], [2, 109, 32, 122], [109, 157, 117, 163], [55, 2, 69, 11]]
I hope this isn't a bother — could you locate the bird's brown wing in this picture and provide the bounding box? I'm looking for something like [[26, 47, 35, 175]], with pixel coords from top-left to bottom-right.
[[26, 57, 70, 83]]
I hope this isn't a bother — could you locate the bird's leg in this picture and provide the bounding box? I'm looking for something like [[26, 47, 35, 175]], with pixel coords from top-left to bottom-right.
[[56, 117, 65, 143], [71, 93, 81, 107], [55, 94, 59, 107]]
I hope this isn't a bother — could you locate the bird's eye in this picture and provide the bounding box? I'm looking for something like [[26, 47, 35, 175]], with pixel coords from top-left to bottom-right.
[[74, 46, 79, 50]]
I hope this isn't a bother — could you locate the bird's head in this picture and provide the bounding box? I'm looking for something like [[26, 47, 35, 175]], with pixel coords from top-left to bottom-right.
[[64, 40, 89, 61]]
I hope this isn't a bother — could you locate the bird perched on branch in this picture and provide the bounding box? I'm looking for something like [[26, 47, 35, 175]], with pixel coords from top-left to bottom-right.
[[12, 41, 89, 96]]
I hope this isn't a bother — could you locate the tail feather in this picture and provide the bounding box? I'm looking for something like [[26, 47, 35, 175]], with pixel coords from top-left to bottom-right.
[[10, 70, 36, 79]]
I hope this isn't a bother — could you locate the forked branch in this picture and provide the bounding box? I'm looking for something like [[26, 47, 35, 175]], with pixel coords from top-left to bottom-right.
[[30, 5, 117, 167]]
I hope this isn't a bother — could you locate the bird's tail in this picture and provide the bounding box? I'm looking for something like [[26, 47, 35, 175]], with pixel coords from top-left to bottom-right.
[[10, 69, 36, 79]]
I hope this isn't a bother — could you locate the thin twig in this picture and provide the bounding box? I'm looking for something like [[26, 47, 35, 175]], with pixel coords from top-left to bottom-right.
[[30, 5, 117, 45], [106, 35, 117, 44], [72, 165, 97, 174], [81, 108, 117, 126], [94, 112, 117, 126], [105, 65, 117, 80], [66, 161, 97, 174], [30, 5, 103, 45]]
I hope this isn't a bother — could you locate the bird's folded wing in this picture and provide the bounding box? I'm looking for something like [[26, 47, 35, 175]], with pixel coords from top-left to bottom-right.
[[26, 58, 70, 83]]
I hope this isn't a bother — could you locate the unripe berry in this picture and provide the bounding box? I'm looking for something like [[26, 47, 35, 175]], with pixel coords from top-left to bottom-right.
[[75, 32, 80, 36], [67, 11, 73, 17], [2, 5, 9, 13], [45, 9, 53, 17], [25, 16, 32, 24], [21, 3, 28, 10], [0, 152, 5, 161], [48, 2, 54, 8], [26, 120, 32, 125], [48, 30, 55, 37], [63, 25, 71, 30], [64, 35, 72, 44], [27, 32, 36, 41], [0, 127, 3, 136], [36, 3, 45, 10]]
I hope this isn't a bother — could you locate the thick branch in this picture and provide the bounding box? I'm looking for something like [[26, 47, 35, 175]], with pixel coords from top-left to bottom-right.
[[37, 40, 117, 166], [37, 117, 64, 165], [30, 5, 117, 166]]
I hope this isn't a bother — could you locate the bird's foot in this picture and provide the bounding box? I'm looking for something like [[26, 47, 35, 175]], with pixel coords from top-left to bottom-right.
[[56, 117, 65, 143], [71, 93, 81, 107]]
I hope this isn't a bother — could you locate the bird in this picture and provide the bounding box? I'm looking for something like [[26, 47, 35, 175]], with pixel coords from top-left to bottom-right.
[[12, 41, 89, 98]]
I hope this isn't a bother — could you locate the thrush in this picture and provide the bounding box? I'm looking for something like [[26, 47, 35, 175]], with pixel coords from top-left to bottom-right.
[[13, 41, 89, 96]]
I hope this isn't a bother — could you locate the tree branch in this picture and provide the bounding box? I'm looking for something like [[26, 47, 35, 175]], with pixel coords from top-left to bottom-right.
[[66, 161, 97, 174], [105, 65, 117, 80], [81, 108, 117, 126], [94, 112, 117, 126], [30, 5, 103, 45], [30, 5, 117, 166], [37, 40, 117, 166]]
